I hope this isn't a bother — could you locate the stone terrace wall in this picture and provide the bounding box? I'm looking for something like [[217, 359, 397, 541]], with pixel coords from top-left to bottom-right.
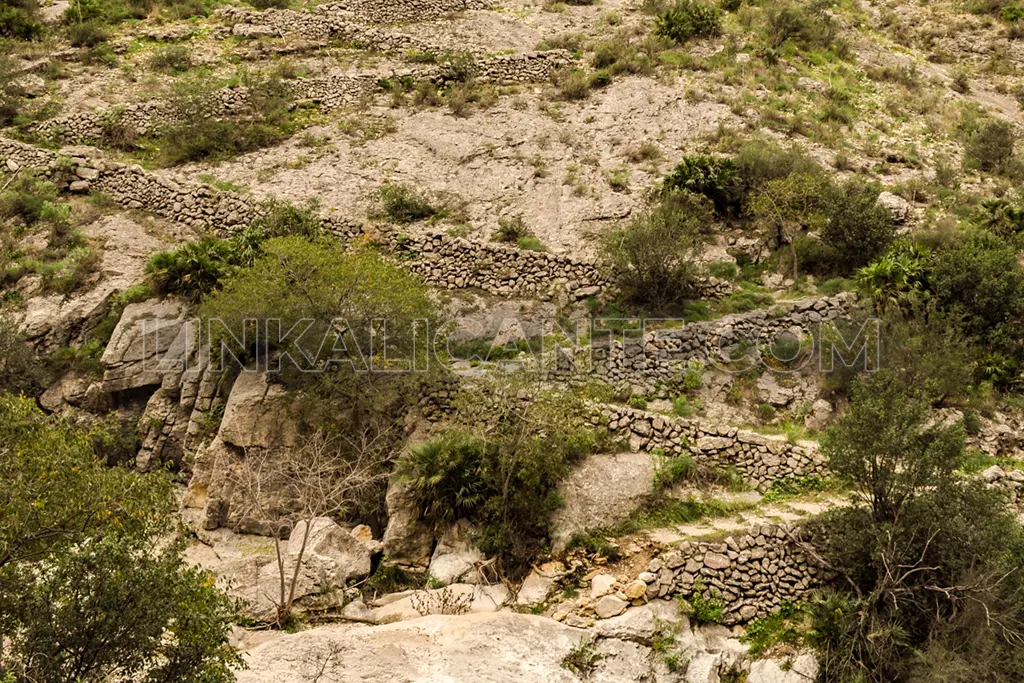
[[328, 0, 492, 23], [595, 404, 826, 489], [393, 232, 608, 302], [594, 294, 857, 387], [0, 137, 607, 301], [33, 48, 572, 145], [636, 525, 825, 624]]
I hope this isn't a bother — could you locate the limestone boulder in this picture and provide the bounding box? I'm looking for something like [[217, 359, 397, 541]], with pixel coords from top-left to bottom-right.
[[428, 519, 485, 585], [218, 371, 299, 449], [101, 299, 190, 393], [748, 653, 819, 683], [382, 477, 434, 567], [551, 452, 655, 553], [289, 517, 373, 586], [236, 613, 592, 683]]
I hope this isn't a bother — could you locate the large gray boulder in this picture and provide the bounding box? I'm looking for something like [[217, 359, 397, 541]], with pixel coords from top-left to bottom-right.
[[382, 478, 434, 567], [218, 371, 299, 449], [101, 299, 190, 392], [289, 517, 373, 586], [236, 613, 593, 683], [550, 452, 655, 553], [428, 519, 485, 585]]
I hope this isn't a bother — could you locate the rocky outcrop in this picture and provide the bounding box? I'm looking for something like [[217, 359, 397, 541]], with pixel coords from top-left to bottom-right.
[[218, 371, 299, 449], [595, 405, 826, 489], [427, 519, 486, 585], [382, 477, 435, 567], [550, 451, 657, 552], [100, 299, 190, 393]]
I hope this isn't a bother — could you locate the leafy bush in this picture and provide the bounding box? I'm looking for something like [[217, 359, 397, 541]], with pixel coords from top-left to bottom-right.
[[155, 72, 301, 165], [146, 238, 239, 302], [683, 580, 724, 623], [856, 241, 931, 313], [250, 198, 321, 240], [0, 311, 46, 396], [0, 395, 240, 682], [663, 154, 742, 216], [397, 385, 602, 573], [964, 120, 1016, 173], [810, 369, 1024, 681], [763, 0, 838, 51], [0, 174, 60, 225], [494, 215, 532, 243], [653, 454, 696, 490], [199, 237, 436, 378], [601, 190, 712, 312], [66, 19, 111, 47], [147, 44, 193, 73], [373, 184, 451, 223], [656, 0, 722, 43], [0, 0, 44, 39], [819, 181, 895, 274], [551, 68, 592, 100]]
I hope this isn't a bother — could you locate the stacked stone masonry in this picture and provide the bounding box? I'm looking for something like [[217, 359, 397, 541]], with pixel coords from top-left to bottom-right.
[[594, 294, 857, 387], [0, 137, 616, 301], [595, 404, 826, 489], [330, 0, 492, 23], [634, 525, 826, 625], [33, 49, 572, 145]]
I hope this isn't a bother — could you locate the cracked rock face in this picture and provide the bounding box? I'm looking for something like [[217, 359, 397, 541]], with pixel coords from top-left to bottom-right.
[[100, 299, 190, 393]]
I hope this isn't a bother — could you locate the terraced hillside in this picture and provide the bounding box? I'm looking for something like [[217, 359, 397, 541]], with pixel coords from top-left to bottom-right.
[[4, 0, 1024, 680]]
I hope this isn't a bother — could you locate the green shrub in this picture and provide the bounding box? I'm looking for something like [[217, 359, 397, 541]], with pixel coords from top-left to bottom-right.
[[145, 238, 238, 302], [494, 216, 532, 243], [820, 181, 895, 274], [656, 0, 722, 43], [373, 184, 450, 223], [250, 198, 321, 240], [763, 0, 838, 51], [0, 396, 241, 682], [66, 20, 110, 47], [964, 120, 1016, 173], [0, 0, 44, 39], [552, 68, 592, 100], [146, 44, 193, 73], [810, 369, 1024, 681], [683, 580, 724, 623], [741, 602, 803, 657], [602, 191, 712, 312], [248, 0, 289, 7], [199, 237, 436, 377], [397, 386, 601, 573], [0, 311, 46, 396], [155, 72, 300, 165], [0, 174, 59, 225], [654, 455, 696, 490], [663, 154, 742, 216], [516, 236, 546, 251]]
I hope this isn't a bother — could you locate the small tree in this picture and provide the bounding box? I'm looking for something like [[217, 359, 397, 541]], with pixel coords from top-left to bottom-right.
[[601, 191, 711, 312], [749, 171, 833, 279], [820, 181, 895, 274], [809, 371, 1024, 681], [0, 395, 241, 681], [229, 429, 393, 626]]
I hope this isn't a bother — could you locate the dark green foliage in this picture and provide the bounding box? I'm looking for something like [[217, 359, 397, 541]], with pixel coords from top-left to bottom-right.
[[63, 0, 213, 26], [199, 236, 436, 377], [248, 0, 289, 8], [250, 198, 321, 240], [763, 0, 838, 51], [0, 0, 44, 39], [663, 155, 742, 216], [147, 44, 193, 73], [155, 73, 301, 165], [741, 602, 803, 657], [146, 238, 239, 302], [0, 55, 25, 127], [656, 0, 722, 43], [66, 19, 110, 47], [0, 173, 60, 225], [653, 455, 697, 490], [964, 120, 1016, 173], [397, 386, 602, 573], [493, 215, 532, 243], [810, 370, 1024, 682], [373, 184, 451, 224], [601, 190, 712, 312], [0, 395, 241, 682], [819, 182, 895, 274], [972, 197, 1024, 237]]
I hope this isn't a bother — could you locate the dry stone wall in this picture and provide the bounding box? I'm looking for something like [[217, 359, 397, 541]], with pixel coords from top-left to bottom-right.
[[594, 294, 857, 387], [328, 0, 492, 23], [0, 137, 604, 301], [633, 525, 826, 624], [595, 404, 826, 489]]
